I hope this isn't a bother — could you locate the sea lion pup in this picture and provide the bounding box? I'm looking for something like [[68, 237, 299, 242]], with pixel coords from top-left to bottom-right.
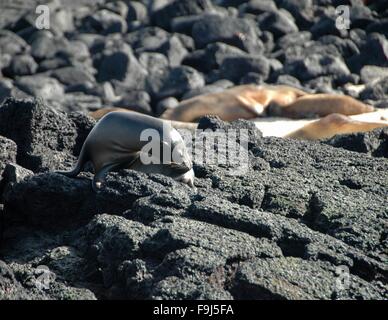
[[57, 111, 195, 191], [160, 84, 307, 122], [270, 94, 375, 119], [286, 113, 388, 140]]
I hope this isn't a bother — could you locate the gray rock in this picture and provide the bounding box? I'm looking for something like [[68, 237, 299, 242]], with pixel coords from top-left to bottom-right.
[[152, 0, 214, 30], [51, 66, 95, 88], [15, 75, 65, 101], [0, 79, 13, 104], [258, 10, 299, 39], [0, 98, 84, 172], [97, 43, 147, 90], [126, 27, 170, 53], [51, 6, 75, 34], [324, 127, 388, 158], [318, 36, 359, 59], [113, 90, 152, 115], [349, 4, 374, 29], [3, 55, 38, 77], [156, 35, 188, 67], [62, 93, 102, 114], [218, 54, 270, 83], [231, 257, 385, 299], [276, 0, 314, 29], [38, 57, 69, 72], [360, 66, 388, 85], [0, 163, 33, 199], [127, 1, 148, 23], [102, 1, 128, 18], [192, 15, 264, 54], [83, 9, 127, 34], [284, 54, 350, 82], [360, 77, 388, 101], [276, 31, 312, 51], [0, 30, 28, 56], [147, 66, 205, 100], [347, 34, 388, 74], [0, 260, 96, 300], [183, 42, 246, 74], [0, 137, 17, 184], [30, 32, 69, 61], [139, 52, 169, 74], [310, 15, 348, 39], [0, 260, 29, 300], [367, 19, 388, 38], [240, 0, 278, 15], [171, 13, 221, 35]]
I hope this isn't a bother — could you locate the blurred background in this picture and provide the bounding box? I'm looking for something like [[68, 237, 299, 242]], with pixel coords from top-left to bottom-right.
[[0, 0, 387, 117]]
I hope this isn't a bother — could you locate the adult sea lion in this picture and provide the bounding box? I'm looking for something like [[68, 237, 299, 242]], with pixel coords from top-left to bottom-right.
[[160, 84, 307, 122], [57, 111, 195, 191], [161, 85, 374, 122], [270, 94, 375, 119], [285, 113, 388, 140]]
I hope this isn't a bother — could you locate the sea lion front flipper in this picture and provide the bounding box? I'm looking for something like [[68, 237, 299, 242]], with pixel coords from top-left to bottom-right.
[[236, 95, 265, 117], [92, 163, 123, 192]]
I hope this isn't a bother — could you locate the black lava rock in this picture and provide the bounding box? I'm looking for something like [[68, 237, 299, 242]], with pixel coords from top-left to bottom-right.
[[52, 66, 95, 88], [82, 9, 127, 35], [15, 75, 65, 101], [347, 34, 388, 74], [97, 44, 147, 90], [192, 15, 264, 53], [0, 98, 81, 172], [324, 127, 388, 158], [182, 42, 246, 74], [218, 54, 270, 83], [113, 90, 152, 115], [0, 136, 17, 183], [152, 0, 214, 30], [3, 55, 38, 77], [147, 66, 205, 100], [359, 77, 388, 101], [284, 54, 350, 82], [258, 11, 299, 39], [0, 80, 13, 104]]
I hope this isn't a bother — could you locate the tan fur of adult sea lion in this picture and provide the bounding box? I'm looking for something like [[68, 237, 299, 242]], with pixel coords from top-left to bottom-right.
[[271, 94, 375, 119], [285, 113, 388, 140], [160, 84, 307, 122]]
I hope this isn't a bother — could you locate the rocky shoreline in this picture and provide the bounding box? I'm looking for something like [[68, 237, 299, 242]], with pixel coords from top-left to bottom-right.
[[0, 0, 387, 300]]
